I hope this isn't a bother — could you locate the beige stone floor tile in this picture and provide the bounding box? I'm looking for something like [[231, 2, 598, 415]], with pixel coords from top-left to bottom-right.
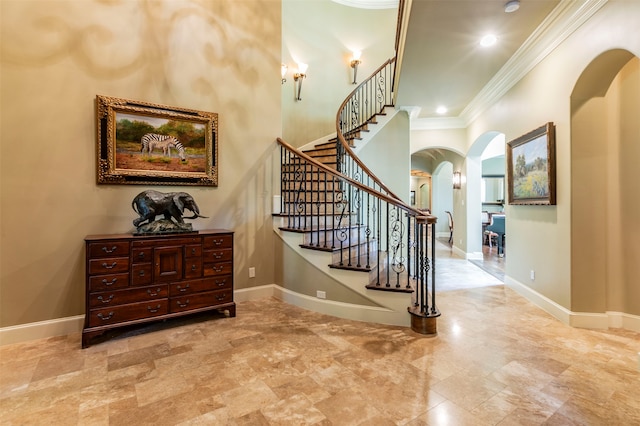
[[408, 400, 492, 426], [314, 387, 390, 425], [135, 373, 195, 406], [213, 379, 279, 418], [2, 247, 640, 425], [260, 393, 327, 425]]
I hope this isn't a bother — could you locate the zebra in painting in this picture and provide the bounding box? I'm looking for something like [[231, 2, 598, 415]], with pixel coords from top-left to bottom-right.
[[140, 133, 186, 161]]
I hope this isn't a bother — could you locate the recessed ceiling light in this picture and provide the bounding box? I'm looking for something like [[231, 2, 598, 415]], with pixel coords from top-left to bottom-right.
[[480, 34, 498, 47], [504, 0, 520, 13], [436, 106, 448, 114]]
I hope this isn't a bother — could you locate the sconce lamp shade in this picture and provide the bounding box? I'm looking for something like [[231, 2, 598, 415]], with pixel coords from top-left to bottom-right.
[[350, 51, 362, 85], [452, 171, 462, 189], [294, 63, 308, 101]]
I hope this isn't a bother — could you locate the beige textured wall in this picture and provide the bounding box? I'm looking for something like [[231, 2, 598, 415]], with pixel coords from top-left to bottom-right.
[[617, 58, 640, 315], [0, 0, 281, 327]]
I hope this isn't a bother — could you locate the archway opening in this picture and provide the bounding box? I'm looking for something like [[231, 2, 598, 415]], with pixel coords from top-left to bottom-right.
[[570, 50, 639, 316]]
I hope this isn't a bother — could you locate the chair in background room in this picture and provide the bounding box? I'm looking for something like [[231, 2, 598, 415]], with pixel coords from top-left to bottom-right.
[[484, 214, 506, 257], [445, 211, 454, 243], [481, 211, 491, 244]]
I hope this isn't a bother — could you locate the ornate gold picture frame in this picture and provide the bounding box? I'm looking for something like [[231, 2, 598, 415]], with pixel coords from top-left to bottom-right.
[[506, 122, 556, 205], [96, 95, 218, 186]]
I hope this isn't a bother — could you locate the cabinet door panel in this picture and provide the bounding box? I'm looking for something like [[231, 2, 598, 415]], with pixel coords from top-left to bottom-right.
[[154, 246, 183, 282]]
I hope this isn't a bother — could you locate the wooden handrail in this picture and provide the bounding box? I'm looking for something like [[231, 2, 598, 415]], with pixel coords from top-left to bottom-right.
[[335, 58, 398, 196], [277, 137, 435, 224]]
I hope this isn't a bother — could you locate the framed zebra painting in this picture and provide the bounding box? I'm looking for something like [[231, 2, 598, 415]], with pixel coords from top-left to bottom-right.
[[96, 95, 218, 186]]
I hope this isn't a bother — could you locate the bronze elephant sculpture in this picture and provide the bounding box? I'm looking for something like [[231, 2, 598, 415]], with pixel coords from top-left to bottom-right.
[[132, 190, 207, 227]]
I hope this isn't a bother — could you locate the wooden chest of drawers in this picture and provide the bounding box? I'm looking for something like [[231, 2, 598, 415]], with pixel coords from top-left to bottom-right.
[[83, 230, 235, 348]]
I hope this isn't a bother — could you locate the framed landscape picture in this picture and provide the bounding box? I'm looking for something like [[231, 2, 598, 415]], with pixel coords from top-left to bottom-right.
[[506, 122, 556, 205], [96, 95, 218, 186]]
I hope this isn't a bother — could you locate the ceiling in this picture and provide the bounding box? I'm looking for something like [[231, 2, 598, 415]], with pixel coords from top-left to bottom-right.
[[396, 0, 561, 124]]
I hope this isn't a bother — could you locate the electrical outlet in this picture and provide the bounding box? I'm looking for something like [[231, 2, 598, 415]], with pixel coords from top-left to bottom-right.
[[316, 290, 326, 299], [530, 270, 535, 280], [249, 267, 255, 278]]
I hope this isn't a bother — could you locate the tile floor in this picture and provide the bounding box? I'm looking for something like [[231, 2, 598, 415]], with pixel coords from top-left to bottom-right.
[[1, 245, 639, 425]]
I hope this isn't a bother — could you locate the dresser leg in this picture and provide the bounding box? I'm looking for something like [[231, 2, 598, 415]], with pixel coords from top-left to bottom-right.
[[227, 304, 236, 318]]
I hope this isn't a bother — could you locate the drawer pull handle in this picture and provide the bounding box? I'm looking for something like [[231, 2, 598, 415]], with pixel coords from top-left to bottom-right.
[[216, 280, 226, 287], [213, 239, 223, 246], [147, 304, 162, 313], [139, 270, 145, 276], [97, 294, 114, 304], [191, 248, 197, 255], [216, 294, 226, 301], [101, 278, 118, 286], [97, 312, 114, 321], [213, 253, 223, 259], [177, 299, 190, 308], [147, 288, 161, 297], [213, 266, 224, 272], [138, 252, 146, 259], [191, 264, 197, 271], [102, 246, 117, 254], [177, 284, 190, 292], [102, 262, 118, 269]]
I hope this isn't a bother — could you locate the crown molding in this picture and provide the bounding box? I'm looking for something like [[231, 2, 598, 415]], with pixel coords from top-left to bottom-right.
[[407, 0, 608, 129], [459, 0, 608, 126]]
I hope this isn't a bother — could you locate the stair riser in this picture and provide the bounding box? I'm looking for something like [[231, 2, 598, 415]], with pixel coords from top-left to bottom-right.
[[303, 226, 371, 247], [281, 182, 340, 191], [278, 214, 357, 230], [279, 204, 352, 216], [303, 148, 337, 157], [280, 192, 341, 203]]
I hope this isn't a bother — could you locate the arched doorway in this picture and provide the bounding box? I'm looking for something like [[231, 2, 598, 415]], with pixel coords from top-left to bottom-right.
[[571, 50, 640, 318]]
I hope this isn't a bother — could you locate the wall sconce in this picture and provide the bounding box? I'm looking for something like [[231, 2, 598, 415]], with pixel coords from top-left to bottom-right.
[[293, 63, 308, 101], [350, 50, 362, 85], [281, 63, 288, 84], [452, 171, 462, 189]]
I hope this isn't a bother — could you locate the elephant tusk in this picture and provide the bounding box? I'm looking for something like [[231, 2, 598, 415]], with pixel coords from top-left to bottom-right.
[[185, 214, 208, 219]]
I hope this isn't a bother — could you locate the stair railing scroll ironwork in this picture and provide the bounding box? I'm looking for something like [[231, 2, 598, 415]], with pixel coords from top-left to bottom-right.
[[277, 138, 440, 331]]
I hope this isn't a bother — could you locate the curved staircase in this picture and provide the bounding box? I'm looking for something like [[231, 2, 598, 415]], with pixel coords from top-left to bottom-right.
[[275, 56, 440, 333]]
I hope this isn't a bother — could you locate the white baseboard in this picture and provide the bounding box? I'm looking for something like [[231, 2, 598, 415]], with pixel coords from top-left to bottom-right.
[[505, 276, 640, 333], [234, 284, 277, 302], [236, 284, 409, 327], [0, 315, 84, 347], [5, 283, 638, 346], [504, 276, 572, 324]]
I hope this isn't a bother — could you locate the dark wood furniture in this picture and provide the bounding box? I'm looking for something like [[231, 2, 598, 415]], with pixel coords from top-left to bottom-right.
[[83, 229, 235, 348]]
